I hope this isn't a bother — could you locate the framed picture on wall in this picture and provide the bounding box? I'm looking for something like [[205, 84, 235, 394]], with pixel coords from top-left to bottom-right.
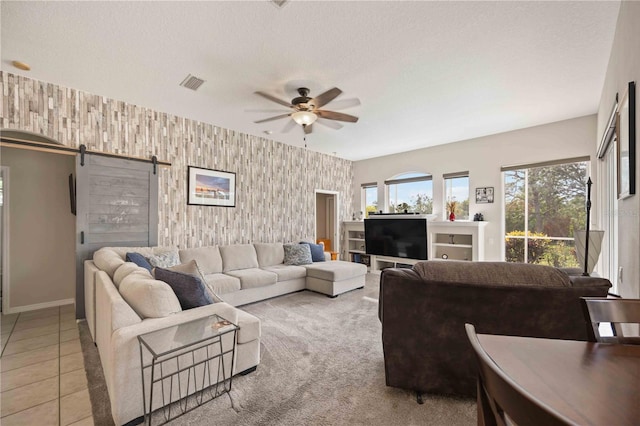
[[475, 187, 494, 204], [187, 166, 236, 207], [617, 81, 636, 200]]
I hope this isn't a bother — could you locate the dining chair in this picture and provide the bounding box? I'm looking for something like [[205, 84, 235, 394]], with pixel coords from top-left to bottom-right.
[[464, 324, 573, 426], [581, 297, 640, 344]]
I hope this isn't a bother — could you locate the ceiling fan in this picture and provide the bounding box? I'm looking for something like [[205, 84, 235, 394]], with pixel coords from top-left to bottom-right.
[[253, 87, 359, 134]]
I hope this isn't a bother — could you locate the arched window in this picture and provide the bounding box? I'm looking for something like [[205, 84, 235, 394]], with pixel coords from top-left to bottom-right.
[[384, 172, 433, 214]]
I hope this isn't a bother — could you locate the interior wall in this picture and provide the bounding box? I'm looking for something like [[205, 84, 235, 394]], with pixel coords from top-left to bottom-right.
[[316, 193, 328, 240], [0, 72, 354, 248], [0, 147, 75, 311], [596, 0, 640, 299], [353, 115, 597, 261]]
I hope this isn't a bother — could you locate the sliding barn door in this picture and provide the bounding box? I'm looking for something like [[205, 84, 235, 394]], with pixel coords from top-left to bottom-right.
[[75, 154, 158, 318]]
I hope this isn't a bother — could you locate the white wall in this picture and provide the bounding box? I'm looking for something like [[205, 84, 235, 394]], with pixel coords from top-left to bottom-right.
[[353, 115, 597, 261], [596, 1, 640, 299]]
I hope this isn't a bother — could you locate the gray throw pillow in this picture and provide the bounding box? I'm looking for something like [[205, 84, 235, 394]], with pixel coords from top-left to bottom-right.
[[284, 243, 313, 265], [165, 259, 205, 280], [148, 251, 180, 268], [163, 260, 224, 303], [154, 267, 214, 310], [299, 242, 325, 262]]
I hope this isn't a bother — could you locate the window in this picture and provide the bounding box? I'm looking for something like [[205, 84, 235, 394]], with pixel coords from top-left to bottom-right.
[[385, 173, 433, 214], [503, 157, 589, 267], [444, 172, 469, 220], [361, 183, 378, 218]]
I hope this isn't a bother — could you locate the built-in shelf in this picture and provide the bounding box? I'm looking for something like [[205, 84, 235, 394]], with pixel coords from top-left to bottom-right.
[[343, 221, 370, 268], [429, 221, 488, 261], [433, 243, 473, 249]]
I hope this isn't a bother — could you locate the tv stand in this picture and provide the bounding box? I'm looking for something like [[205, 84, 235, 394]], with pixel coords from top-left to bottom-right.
[[369, 255, 422, 273]]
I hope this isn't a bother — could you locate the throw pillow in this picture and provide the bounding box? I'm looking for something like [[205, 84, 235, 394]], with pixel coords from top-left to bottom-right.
[[165, 259, 206, 281], [299, 242, 325, 262], [154, 267, 214, 310], [126, 252, 153, 272], [284, 243, 313, 266], [148, 251, 180, 269]]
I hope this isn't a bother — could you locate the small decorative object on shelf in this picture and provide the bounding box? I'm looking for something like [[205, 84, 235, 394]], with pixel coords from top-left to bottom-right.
[[446, 199, 458, 221], [473, 213, 484, 221], [357, 211, 364, 220]]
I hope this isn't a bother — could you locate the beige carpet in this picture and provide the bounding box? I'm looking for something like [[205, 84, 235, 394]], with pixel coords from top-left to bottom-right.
[[80, 273, 476, 425]]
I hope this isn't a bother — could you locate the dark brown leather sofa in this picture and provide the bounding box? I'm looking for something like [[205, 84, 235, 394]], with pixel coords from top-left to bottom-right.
[[378, 261, 612, 398]]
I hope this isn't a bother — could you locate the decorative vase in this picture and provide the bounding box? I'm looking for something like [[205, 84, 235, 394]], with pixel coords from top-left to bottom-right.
[[449, 212, 455, 221]]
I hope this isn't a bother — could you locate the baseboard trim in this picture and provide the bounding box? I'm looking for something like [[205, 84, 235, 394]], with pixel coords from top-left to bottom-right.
[[5, 298, 75, 314]]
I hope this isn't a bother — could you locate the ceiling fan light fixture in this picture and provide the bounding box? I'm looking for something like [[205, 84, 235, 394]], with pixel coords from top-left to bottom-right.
[[291, 110, 317, 126]]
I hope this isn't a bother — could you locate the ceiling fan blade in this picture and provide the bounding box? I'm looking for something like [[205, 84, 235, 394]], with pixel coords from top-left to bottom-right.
[[315, 110, 359, 123], [311, 87, 342, 108], [281, 119, 297, 133], [304, 124, 313, 134], [254, 113, 291, 124], [316, 118, 343, 130], [245, 108, 290, 113], [323, 98, 361, 110], [254, 91, 293, 108]]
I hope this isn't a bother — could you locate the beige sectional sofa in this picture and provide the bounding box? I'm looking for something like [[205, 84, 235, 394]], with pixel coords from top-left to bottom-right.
[[84, 243, 366, 425]]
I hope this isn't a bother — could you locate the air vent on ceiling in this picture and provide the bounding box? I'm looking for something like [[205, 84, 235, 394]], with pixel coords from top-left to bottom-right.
[[270, 0, 289, 8], [179, 74, 205, 91]]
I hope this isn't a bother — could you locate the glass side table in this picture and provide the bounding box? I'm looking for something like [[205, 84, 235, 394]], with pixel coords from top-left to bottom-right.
[[137, 314, 238, 426]]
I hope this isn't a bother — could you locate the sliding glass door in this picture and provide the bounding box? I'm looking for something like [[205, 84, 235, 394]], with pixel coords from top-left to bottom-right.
[[503, 158, 589, 267]]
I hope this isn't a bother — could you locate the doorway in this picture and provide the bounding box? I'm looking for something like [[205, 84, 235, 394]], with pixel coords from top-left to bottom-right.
[[315, 190, 339, 256]]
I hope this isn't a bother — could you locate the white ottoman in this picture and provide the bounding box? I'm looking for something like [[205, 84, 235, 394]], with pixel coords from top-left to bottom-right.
[[304, 261, 367, 297]]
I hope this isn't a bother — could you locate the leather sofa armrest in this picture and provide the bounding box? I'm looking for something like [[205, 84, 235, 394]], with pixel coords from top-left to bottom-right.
[[378, 267, 423, 322]]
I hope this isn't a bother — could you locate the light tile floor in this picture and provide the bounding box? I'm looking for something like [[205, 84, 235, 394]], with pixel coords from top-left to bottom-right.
[[0, 304, 94, 425]]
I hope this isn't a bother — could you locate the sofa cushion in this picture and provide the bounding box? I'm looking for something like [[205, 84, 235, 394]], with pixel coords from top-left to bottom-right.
[[413, 261, 572, 287], [119, 274, 182, 318], [148, 249, 180, 269], [179, 246, 223, 274], [253, 243, 285, 267], [225, 268, 278, 289], [203, 273, 242, 295], [125, 252, 153, 272], [261, 264, 307, 281], [299, 242, 325, 262], [284, 243, 312, 265], [113, 262, 146, 289], [154, 268, 214, 310], [305, 261, 367, 282], [220, 244, 259, 272], [93, 247, 127, 278]]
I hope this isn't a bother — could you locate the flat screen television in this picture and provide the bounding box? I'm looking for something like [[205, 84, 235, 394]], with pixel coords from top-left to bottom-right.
[[364, 217, 428, 260]]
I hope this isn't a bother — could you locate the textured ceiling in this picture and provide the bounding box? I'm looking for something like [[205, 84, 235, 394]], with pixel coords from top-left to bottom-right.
[[1, 1, 620, 161]]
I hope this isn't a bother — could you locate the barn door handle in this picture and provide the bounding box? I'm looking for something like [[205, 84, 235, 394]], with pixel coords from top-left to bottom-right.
[[80, 231, 85, 245], [79, 145, 86, 166]]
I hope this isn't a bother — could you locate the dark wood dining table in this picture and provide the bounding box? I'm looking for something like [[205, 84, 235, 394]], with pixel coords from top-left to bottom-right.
[[477, 334, 640, 426]]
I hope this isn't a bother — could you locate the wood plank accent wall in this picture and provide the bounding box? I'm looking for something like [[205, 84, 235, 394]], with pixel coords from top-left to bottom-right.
[[1, 72, 355, 248]]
